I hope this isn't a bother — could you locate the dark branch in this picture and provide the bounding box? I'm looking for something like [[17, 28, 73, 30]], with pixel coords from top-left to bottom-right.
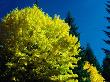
[[106, 3, 110, 9], [102, 48, 110, 55], [104, 40, 110, 45], [106, 17, 110, 22], [107, 26, 110, 29], [106, 8, 110, 14], [103, 30, 110, 38]]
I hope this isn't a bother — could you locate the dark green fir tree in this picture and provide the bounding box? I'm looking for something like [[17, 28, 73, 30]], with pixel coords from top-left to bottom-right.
[[34, 0, 38, 6], [65, 11, 85, 81], [65, 11, 101, 82], [84, 44, 102, 72], [76, 44, 101, 82], [74, 46, 91, 82], [102, 1, 110, 82], [65, 11, 80, 40]]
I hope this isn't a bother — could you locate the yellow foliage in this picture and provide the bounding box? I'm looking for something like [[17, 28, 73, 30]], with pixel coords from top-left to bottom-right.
[[0, 5, 81, 81], [84, 61, 105, 82]]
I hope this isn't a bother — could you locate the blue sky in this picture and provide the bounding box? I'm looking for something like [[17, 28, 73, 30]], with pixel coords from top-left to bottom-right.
[[0, 0, 108, 64]]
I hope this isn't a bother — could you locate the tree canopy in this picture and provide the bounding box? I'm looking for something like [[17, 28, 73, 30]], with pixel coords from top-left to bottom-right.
[[0, 5, 80, 82]]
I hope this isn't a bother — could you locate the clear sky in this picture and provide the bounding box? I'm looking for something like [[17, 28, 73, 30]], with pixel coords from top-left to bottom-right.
[[0, 0, 108, 65]]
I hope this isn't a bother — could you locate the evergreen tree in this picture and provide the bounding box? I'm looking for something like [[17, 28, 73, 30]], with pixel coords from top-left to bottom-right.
[[76, 44, 102, 82], [65, 11, 80, 40], [102, 1, 110, 82], [74, 47, 91, 82], [34, 0, 38, 6], [65, 11, 101, 82], [84, 44, 102, 72], [65, 11, 84, 81]]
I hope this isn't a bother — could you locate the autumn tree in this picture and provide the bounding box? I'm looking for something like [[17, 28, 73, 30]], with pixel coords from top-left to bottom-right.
[[83, 61, 105, 82], [0, 6, 80, 82]]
